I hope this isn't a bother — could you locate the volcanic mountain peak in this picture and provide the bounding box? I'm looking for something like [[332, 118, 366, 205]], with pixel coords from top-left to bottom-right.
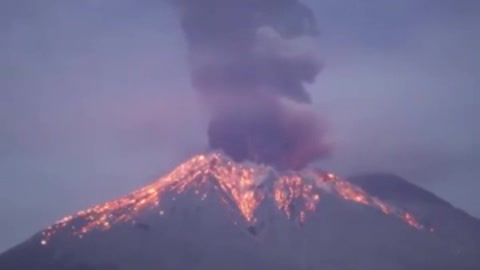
[[39, 152, 426, 247]]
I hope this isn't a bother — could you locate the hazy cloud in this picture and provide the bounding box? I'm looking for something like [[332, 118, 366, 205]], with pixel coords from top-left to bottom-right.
[[1, 0, 479, 252]]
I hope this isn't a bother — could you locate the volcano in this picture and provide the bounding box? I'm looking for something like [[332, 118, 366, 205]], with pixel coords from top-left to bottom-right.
[[1, 153, 479, 270]]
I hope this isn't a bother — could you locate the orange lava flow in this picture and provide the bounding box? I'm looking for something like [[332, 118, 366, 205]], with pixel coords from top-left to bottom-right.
[[40, 152, 425, 246]]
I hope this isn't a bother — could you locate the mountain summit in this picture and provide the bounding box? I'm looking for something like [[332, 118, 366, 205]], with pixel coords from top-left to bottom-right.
[[1, 153, 479, 270]]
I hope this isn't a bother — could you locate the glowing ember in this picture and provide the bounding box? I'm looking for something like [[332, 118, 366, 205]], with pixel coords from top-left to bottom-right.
[[40, 152, 427, 246]]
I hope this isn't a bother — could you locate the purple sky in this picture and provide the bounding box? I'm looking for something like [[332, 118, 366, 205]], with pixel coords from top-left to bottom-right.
[[1, 0, 479, 252]]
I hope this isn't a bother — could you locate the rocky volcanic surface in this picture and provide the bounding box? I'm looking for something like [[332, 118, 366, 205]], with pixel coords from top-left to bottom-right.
[[1, 173, 479, 270]]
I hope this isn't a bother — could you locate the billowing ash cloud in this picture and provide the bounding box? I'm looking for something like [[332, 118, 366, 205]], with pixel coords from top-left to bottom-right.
[[173, 0, 329, 170]]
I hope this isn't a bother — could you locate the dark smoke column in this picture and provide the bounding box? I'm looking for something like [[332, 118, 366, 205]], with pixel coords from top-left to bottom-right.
[[174, 0, 328, 170]]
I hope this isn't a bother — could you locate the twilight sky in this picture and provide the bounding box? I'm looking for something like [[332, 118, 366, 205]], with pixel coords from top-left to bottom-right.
[[1, 0, 479, 252]]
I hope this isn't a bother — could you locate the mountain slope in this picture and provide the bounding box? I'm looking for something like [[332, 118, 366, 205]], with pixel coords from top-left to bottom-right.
[[349, 173, 480, 262], [1, 159, 479, 270]]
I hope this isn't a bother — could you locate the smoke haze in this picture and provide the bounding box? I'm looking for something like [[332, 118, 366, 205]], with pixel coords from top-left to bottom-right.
[[1, 0, 479, 252], [174, 0, 329, 170]]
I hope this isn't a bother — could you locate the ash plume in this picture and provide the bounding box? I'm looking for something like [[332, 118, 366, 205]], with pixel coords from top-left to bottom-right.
[[174, 0, 329, 170]]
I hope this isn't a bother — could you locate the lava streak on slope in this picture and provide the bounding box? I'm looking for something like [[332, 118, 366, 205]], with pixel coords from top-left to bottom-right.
[[40, 152, 425, 246]]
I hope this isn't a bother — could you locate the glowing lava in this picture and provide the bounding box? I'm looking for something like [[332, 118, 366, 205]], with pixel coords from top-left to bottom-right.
[[41, 152, 425, 246]]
